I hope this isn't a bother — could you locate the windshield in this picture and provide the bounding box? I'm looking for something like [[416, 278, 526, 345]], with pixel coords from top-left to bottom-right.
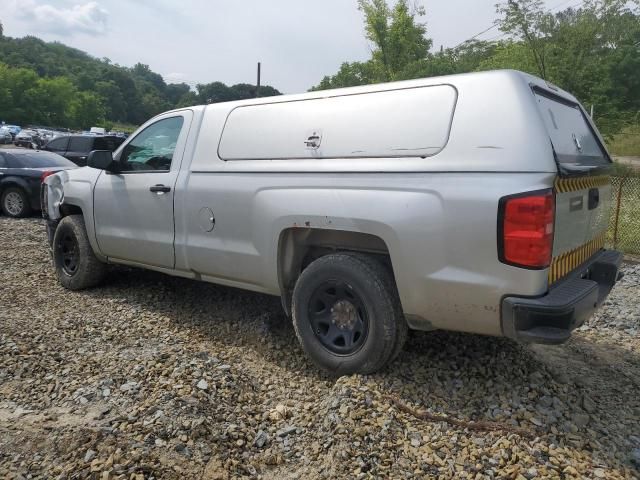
[[534, 89, 609, 167]]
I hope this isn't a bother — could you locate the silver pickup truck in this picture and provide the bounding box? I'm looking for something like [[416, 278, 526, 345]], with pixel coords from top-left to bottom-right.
[[43, 70, 622, 374]]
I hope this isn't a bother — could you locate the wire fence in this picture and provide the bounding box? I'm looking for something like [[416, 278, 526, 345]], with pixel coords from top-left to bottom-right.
[[608, 176, 640, 255]]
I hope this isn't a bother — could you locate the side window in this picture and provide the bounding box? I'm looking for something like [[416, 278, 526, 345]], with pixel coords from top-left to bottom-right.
[[94, 137, 124, 151], [119, 117, 184, 172], [68, 137, 94, 152], [46, 137, 69, 152]]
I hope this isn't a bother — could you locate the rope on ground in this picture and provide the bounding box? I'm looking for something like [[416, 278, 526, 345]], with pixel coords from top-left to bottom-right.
[[385, 394, 538, 438]]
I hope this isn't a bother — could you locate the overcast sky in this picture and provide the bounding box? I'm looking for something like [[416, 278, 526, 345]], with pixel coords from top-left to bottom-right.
[[2, 0, 558, 93]]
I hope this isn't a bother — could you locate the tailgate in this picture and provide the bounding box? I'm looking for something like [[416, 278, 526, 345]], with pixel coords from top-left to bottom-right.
[[550, 175, 612, 284], [533, 88, 613, 284]]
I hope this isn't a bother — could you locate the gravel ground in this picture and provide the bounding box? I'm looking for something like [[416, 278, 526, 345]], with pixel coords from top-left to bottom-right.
[[1, 217, 639, 480]]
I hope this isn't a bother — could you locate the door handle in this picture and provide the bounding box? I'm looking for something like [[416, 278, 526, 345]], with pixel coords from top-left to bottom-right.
[[149, 184, 171, 194], [304, 135, 321, 149], [304, 130, 322, 149]]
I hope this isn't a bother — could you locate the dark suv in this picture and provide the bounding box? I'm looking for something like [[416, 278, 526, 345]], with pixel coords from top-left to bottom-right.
[[43, 135, 125, 166]]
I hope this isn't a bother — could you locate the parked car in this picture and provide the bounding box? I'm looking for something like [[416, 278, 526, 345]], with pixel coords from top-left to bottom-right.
[[42, 70, 622, 374], [0, 127, 12, 144], [14, 129, 43, 149], [36, 129, 56, 143], [2, 125, 21, 140], [43, 135, 125, 166], [0, 149, 76, 217]]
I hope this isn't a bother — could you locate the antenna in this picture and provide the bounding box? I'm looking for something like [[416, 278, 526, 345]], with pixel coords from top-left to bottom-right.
[[256, 62, 261, 98]]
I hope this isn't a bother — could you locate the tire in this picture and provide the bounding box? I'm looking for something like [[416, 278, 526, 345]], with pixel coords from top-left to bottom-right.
[[1, 187, 32, 218], [52, 215, 106, 290], [292, 253, 407, 375]]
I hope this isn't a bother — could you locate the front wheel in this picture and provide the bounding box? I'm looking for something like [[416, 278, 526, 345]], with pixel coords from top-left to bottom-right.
[[292, 253, 407, 375], [52, 215, 106, 290]]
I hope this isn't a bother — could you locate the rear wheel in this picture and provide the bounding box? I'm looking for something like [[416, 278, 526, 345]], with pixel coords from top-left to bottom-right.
[[52, 215, 106, 290], [1, 187, 31, 218], [292, 253, 407, 375]]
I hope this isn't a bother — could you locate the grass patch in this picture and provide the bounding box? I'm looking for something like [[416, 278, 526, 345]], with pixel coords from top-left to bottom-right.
[[608, 176, 640, 255], [610, 161, 640, 178], [101, 122, 138, 134], [607, 124, 640, 156]]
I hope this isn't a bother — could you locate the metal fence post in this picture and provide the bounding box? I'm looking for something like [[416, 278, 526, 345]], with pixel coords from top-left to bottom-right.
[[612, 177, 625, 250]]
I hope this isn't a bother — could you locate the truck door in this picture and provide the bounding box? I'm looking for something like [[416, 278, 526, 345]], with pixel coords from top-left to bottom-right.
[[93, 111, 193, 268]]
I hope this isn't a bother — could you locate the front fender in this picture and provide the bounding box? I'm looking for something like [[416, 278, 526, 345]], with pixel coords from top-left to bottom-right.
[[43, 167, 106, 262], [43, 172, 65, 221]]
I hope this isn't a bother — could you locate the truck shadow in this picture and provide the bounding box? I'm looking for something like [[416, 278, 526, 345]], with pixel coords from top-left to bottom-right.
[[86, 265, 640, 474]]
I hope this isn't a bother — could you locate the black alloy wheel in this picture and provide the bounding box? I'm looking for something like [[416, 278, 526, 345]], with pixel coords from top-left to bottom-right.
[[292, 252, 407, 375], [52, 215, 107, 290], [308, 280, 369, 355], [57, 232, 80, 276]]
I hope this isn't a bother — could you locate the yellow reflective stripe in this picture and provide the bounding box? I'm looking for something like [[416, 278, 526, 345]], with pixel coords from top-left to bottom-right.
[[554, 175, 611, 193], [548, 231, 607, 285]]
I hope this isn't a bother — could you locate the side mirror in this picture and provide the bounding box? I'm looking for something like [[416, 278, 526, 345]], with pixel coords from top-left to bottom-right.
[[87, 150, 118, 172]]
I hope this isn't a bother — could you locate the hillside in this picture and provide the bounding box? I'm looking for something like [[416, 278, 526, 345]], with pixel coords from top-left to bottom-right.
[[0, 33, 280, 129]]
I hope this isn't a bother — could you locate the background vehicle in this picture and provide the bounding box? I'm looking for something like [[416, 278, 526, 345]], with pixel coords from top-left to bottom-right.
[[36, 129, 56, 143], [14, 129, 42, 149], [0, 149, 76, 217], [2, 125, 22, 140], [42, 135, 125, 166], [0, 127, 13, 144], [43, 70, 621, 374]]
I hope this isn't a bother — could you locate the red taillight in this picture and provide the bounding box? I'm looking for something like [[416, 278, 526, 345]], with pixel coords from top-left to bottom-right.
[[40, 170, 54, 183], [498, 189, 555, 269]]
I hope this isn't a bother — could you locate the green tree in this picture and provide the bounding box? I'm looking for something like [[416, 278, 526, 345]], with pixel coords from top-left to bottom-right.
[[165, 83, 191, 105], [175, 90, 199, 108], [477, 41, 538, 73], [131, 63, 167, 92], [197, 81, 232, 104], [314, 0, 432, 89], [0, 64, 39, 123], [229, 83, 257, 100], [95, 80, 127, 121], [71, 91, 105, 129], [0, 33, 284, 127], [30, 76, 77, 126], [256, 84, 281, 98], [358, 0, 431, 80], [312, 61, 379, 90], [496, 0, 551, 78], [140, 92, 171, 119], [495, 0, 640, 134]]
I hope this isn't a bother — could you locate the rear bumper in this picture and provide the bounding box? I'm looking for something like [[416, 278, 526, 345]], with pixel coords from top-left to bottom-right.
[[501, 249, 622, 344]]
